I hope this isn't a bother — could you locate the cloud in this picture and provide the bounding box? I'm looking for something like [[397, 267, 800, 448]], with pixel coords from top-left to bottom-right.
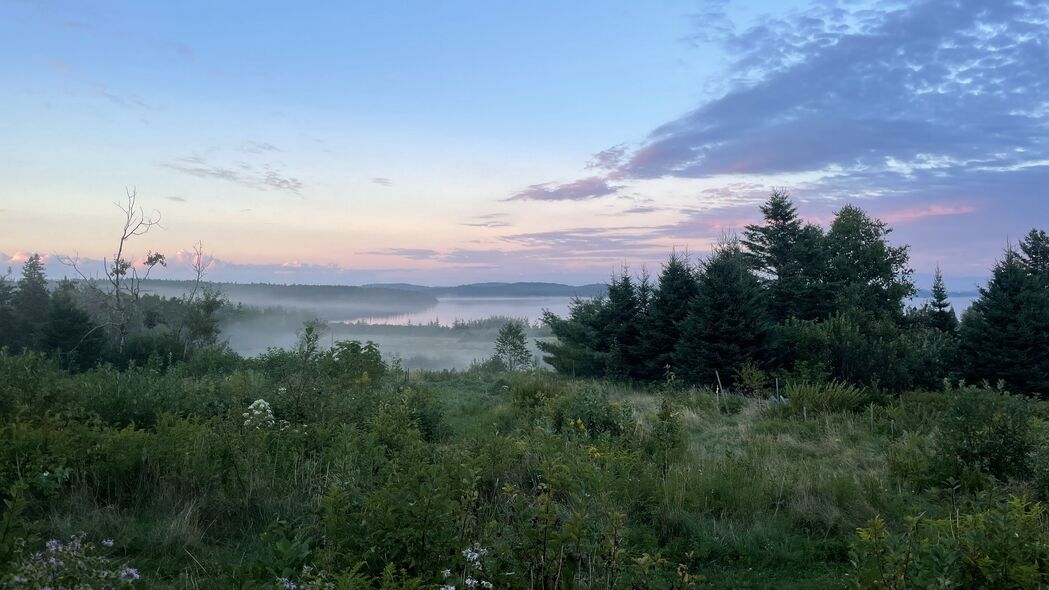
[[612, 0, 1049, 191], [371, 177, 393, 186], [586, 144, 629, 171], [361, 248, 441, 260], [238, 141, 281, 154], [881, 204, 978, 225], [163, 156, 303, 195], [507, 176, 620, 201], [462, 213, 511, 228], [165, 196, 187, 203]]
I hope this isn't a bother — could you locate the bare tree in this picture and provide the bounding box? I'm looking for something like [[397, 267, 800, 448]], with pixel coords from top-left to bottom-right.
[[57, 188, 166, 352]]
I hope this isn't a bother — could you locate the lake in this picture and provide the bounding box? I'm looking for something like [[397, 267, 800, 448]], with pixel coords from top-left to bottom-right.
[[349, 296, 575, 326]]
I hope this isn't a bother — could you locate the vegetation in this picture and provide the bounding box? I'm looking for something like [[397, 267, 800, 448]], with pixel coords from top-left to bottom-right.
[[1, 191, 1048, 587]]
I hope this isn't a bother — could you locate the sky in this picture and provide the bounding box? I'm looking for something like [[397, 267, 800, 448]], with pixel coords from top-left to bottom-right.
[[1, 0, 1047, 288]]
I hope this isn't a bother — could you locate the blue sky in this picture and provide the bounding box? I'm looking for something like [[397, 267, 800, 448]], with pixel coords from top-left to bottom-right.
[[1, 0, 1046, 287]]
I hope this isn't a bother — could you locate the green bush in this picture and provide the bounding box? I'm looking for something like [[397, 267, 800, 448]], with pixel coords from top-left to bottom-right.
[[783, 380, 866, 416], [851, 497, 1049, 589], [937, 389, 1032, 482]]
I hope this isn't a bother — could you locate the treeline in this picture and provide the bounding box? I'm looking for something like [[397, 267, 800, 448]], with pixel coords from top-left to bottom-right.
[[539, 191, 1049, 395], [0, 254, 226, 371]]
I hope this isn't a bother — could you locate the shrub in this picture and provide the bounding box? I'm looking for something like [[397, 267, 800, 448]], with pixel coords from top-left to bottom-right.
[[547, 385, 633, 439], [851, 497, 1049, 589], [783, 380, 866, 416], [937, 389, 1032, 482]]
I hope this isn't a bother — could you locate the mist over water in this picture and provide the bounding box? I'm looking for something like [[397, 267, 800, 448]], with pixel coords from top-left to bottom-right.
[[350, 296, 573, 326]]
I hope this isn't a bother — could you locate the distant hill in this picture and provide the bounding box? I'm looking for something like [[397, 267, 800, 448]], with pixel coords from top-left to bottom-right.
[[363, 282, 607, 298]]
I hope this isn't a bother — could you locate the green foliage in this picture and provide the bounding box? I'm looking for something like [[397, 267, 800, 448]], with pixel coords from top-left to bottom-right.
[[673, 240, 769, 387], [937, 388, 1032, 483], [825, 205, 915, 320], [960, 247, 1049, 395], [742, 189, 830, 322], [636, 253, 698, 380], [851, 497, 1049, 589], [493, 319, 533, 371], [783, 380, 866, 416]]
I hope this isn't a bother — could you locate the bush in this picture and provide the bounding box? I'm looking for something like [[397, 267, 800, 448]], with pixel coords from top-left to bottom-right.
[[783, 380, 866, 416], [851, 497, 1049, 589], [547, 385, 633, 439], [937, 388, 1032, 482]]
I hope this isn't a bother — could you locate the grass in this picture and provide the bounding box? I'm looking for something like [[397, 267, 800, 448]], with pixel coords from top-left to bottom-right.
[[2, 357, 1044, 588]]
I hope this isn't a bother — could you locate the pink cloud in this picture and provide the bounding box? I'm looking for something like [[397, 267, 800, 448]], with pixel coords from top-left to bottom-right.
[[881, 204, 977, 224]]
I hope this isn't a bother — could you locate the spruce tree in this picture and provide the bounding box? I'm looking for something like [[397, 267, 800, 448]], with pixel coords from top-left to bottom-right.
[[537, 297, 609, 378], [602, 269, 643, 379], [959, 248, 1049, 394], [0, 271, 16, 351], [636, 253, 698, 379], [44, 281, 104, 371], [673, 241, 769, 387], [928, 266, 959, 333], [1020, 229, 1049, 280], [11, 254, 51, 351], [742, 190, 829, 321]]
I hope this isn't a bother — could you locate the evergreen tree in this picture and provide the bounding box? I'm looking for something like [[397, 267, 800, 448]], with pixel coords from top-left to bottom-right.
[[1020, 229, 1049, 280], [927, 266, 959, 333], [959, 248, 1049, 394], [602, 269, 643, 379], [825, 205, 914, 320], [538, 297, 609, 378], [44, 281, 104, 371], [742, 190, 829, 321], [673, 241, 769, 387], [636, 253, 698, 379], [0, 270, 16, 351], [494, 320, 532, 371], [11, 254, 51, 351]]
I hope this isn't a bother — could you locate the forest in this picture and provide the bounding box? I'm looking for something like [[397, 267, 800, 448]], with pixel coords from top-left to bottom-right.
[[2, 191, 1049, 588]]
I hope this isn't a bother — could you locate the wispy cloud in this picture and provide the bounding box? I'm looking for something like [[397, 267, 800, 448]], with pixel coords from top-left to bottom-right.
[[165, 196, 187, 203], [881, 204, 977, 225], [507, 176, 620, 201], [371, 177, 393, 186], [163, 156, 303, 195]]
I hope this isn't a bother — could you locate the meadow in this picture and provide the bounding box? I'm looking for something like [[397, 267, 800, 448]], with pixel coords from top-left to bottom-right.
[[2, 341, 1047, 589]]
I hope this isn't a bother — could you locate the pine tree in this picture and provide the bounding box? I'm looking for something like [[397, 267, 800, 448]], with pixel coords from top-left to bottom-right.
[[11, 254, 51, 351], [0, 270, 16, 351], [636, 252, 698, 379], [537, 297, 609, 378], [742, 190, 829, 321], [825, 205, 915, 320], [927, 266, 959, 333], [673, 241, 769, 387], [602, 268, 643, 380], [959, 248, 1049, 394], [44, 280, 104, 371], [1020, 229, 1049, 280], [494, 320, 532, 371]]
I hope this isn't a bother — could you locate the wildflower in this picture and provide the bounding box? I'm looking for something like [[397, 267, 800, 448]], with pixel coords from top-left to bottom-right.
[[120, 567, 141, 581], [102, 538, 114, 547], [45, 539, 62, 552], [481, 582, 493, 589], [465, 580, 477, 588], [277, 577, 298, 589], [442, 569, 452, 578]]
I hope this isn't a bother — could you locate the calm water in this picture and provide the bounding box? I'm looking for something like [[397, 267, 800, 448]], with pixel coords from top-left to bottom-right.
[[347, 293, 976, 326], [351, 296, 574, 326]]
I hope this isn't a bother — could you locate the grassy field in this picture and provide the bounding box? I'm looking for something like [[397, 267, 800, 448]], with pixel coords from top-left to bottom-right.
[[1, 349, 1046, 588]]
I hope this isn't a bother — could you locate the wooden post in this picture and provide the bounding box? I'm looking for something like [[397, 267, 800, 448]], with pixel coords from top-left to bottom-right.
[[715, 370, 723, 412]]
